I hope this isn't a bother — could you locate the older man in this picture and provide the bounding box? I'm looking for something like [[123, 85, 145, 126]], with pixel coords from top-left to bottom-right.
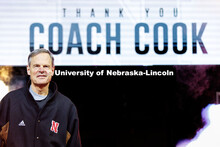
[[0, 49, 81, 147]]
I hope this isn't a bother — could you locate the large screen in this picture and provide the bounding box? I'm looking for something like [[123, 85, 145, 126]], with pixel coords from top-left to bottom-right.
[[0, 0, 220, 65]]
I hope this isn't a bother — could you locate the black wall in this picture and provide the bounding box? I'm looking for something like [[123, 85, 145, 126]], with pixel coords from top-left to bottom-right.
[[53, 66, 176, 147]]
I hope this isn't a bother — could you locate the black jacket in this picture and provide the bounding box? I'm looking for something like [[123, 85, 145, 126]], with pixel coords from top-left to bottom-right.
[[0, 81, 81, 147]]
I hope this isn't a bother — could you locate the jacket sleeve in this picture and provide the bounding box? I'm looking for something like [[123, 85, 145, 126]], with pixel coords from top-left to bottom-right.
[[0, 94, 10, 147], [66, 104, 81, 147]]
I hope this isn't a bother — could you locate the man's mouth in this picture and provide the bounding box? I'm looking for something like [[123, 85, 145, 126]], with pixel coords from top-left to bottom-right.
[[37, 75, 47, 78]]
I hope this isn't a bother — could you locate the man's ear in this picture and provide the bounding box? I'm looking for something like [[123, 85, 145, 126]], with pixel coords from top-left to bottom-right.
[[51, 66, 55, 76], [27, 65, 30, 75]]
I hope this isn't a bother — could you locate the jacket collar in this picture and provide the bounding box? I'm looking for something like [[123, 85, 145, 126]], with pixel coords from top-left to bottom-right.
[[23, 80, 58, 109]]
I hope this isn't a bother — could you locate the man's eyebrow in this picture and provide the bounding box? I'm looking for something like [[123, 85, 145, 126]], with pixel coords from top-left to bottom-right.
[[32, 64, 51, 67]]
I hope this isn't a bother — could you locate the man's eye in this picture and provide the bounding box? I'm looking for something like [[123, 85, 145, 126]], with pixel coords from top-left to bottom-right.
[[44, 65, 49, 68], [34, 65, 40, 68]]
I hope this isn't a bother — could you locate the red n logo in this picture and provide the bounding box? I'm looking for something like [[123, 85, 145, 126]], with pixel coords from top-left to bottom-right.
[[50, 120, 59, 133]]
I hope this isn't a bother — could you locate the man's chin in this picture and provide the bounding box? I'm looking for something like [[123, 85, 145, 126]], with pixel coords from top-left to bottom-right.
[[34, 81, 50, 87]]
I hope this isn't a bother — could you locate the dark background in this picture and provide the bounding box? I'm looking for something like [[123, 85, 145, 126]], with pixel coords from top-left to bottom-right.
[[8, 65, 219, 147], [53, 66, 176, 147]]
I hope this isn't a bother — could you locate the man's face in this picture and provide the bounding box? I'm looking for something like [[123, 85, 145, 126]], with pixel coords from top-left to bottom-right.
[[27, 53, 54, 86]]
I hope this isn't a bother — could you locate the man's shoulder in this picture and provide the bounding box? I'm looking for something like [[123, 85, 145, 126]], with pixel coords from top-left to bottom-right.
[[8, 87, 25, 96], [56, 91, 72, 103], [4, 87, 26, 98], [55, 91, 76, 107], [1, 87, 26, 104]]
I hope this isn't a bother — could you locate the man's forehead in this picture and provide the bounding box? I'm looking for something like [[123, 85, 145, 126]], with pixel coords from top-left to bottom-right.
[[31, 53, 52, 64]]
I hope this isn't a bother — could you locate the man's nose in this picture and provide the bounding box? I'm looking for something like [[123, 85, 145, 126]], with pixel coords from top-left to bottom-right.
[[38, 66, 45, 72]]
